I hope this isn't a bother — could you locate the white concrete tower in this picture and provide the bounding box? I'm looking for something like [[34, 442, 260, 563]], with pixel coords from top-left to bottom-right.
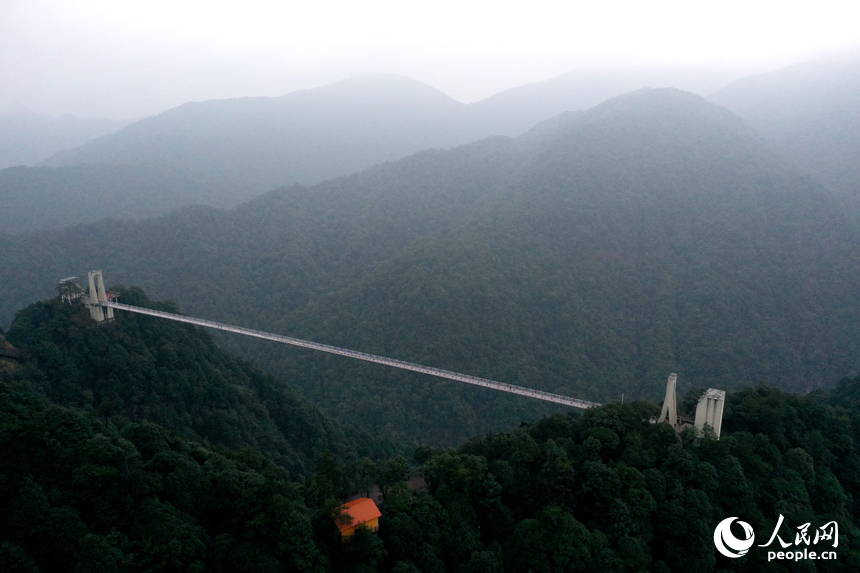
[[86, 270, 113, 322], [694, 389, 726, 438], [657, 373, 678, 427]]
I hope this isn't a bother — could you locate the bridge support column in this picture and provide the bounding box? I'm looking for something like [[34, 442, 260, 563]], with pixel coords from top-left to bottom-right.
[[694, 389, 725, 438], [657, 373, 678, 427], [86, 270, 112, 322]]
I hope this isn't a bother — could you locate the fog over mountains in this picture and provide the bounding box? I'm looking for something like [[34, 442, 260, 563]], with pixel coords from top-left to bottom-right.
[[2, 55, 860, 443], [1, 74, 556, 233], [710, 56, 860, 198], [5, 3, 860, 568], [7, 57, 857, 233], [3, 87, 858, 445], [0, 103, 132, 170]]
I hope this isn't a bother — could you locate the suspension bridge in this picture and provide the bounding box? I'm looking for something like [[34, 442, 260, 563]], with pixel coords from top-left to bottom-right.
[[79, 270, 601, 410]]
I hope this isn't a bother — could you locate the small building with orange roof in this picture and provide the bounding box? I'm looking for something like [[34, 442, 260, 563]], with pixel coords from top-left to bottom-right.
[[335, 497, 382, 540]]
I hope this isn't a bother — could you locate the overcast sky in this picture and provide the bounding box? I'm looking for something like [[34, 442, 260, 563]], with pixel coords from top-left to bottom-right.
[[2, 0, 859, 119]]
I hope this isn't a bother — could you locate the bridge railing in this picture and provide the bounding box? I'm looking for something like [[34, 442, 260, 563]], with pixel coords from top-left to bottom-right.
[[101, 301, 601, 410]]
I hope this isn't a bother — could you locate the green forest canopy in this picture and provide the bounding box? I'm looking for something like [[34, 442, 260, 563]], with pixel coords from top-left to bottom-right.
[[1, 89, 858, 445], [2, 292, 860, 571]]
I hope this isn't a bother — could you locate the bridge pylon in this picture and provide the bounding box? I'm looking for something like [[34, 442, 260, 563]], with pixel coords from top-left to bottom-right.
[[86, 270, 113, 322], [654, 373, 726, 439]]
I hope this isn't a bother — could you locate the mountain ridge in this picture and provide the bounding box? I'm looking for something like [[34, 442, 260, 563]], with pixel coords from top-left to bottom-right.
[[709, 55, 860, 198], [0, 104, 132, 170], [2, 88, 857, 445], [1, 67, 799, 234]]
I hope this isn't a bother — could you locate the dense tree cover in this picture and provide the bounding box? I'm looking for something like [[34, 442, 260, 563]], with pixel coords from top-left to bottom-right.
[[0, 164, 234, 233], [0, 369, 337, 572], [358, 384, 860, 573], [2, 89, 859, 447], [4, 291, 395, 479], [4, 308, 860, 571], [0, 294, 422, 571]]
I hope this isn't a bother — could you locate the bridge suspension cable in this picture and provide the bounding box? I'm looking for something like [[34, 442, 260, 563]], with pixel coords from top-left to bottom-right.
[[101, 300, 600, 410]]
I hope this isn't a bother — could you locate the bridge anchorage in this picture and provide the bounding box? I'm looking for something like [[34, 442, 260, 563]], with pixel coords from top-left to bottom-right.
[[79, 270, 601, 410]]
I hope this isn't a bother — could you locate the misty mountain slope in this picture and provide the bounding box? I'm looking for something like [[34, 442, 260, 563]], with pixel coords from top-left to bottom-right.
[[470, 65, 746, 137], [0, 164, 226, 233], [51, 69, 734, 175], [0, 104, 130, 169], [0, 75, 487, 233], [42, 74, 478, 190], [276, 90, 854, 412], [2, 88, 858, 445], [1, 70, 753, 234], [710, 56, 860, 197]]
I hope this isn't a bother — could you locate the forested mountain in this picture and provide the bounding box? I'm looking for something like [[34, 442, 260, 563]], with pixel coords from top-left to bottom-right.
[[709, 55, 860, 198], [0, 165, 222, 233], [471, 64, 744, 137], [4, 291, 392, 479], [3, 297, 860, 572], [0, 76, 471, 232], [0, 104, 130, 169], [42, 75, 476, 181], [390, 384, 860, 572], [1, 76, 480, 233], [2, 88, 857, 446], [0, 293, 396, 572], [3, 68, 751, 233]]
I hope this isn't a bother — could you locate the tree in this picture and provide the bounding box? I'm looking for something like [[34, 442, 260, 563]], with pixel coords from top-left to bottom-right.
[[352, 457, 378, 498], [379, 456, 411, 503]]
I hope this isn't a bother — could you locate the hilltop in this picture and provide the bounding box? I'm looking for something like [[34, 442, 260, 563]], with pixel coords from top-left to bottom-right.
[[4, 289, 394, 478], [0, 291, 402, 571]]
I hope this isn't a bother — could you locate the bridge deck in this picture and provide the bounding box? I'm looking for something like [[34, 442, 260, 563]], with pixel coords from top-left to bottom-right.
[[101, 301, 600, 410]]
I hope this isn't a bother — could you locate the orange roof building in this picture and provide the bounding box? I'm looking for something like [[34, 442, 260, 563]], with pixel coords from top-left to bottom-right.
[[335, 497, 382, 539]]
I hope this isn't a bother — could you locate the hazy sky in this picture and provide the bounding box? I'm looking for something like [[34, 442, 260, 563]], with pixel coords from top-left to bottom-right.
[[2, 0, 858, 119]]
